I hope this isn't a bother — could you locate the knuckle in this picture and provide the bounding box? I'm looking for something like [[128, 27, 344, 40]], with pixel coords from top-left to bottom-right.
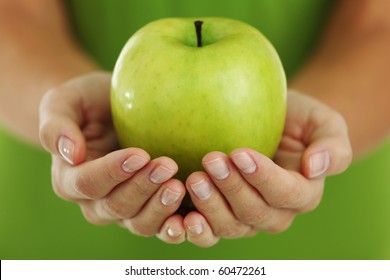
[[38, 121, 52, 149], [81, 206, 107, 225], [102, 165, 122, 183], [244, 228, 259, 237], [134, 179, 156, 197], [220, 179, 243, 196], [332, 111, 347, 128], [216, 222, 246, 239], [51, 171, 65, 197], [127, 220, 155, 237], [194, 239, 219, 248], [103, 197, 131, 219], [150, 204, 167, 218], [267, 215, 295, 234], [254, 171, 272, 190], [39, 88, 56, 114], [51, 180, 69, 201], [74, 174, 100, 200], [299, 195, 322, 213], [239, 208, 269, 225], [51, 166, 72, 201], [270, 184, 301, 209], [330, 113, 353, 171], [196, 201, 220, 216], [337, 143, 353, 172]]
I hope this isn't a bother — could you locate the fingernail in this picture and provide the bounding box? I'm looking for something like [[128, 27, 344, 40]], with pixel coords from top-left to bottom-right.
[[150, 165, 176, 184], [309, 150, 330, 178], [167, 227, 182, 238], [231, 152, 257, 174], [161, 188, 182, 206], [122, 155, 149, 173], [204, 157, 230, 180], [190, 179, 212, 201], [187, 223, 203, 235], [58, 136, 74, 165]]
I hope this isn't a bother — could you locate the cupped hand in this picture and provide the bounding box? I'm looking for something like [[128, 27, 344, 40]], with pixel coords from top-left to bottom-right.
[[169, 89, 352, 247], [39, 72, 186, 242]]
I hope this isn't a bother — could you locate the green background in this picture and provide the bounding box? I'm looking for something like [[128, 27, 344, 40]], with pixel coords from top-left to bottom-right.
[[1, 0, 389, 259]]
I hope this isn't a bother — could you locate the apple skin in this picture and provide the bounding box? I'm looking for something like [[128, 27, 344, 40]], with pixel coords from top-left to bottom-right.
[[111, 17, 287, 181]]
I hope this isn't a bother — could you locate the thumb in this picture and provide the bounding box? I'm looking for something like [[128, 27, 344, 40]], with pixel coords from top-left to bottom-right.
[[39, 85, 87, 165], [301, 109, 352, 179], [39, 72, 111, 165]]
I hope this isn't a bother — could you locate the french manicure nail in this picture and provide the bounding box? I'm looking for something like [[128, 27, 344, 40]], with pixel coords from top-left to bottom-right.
[[161, 188, 182, 206], [122, 155, 149, 173], [190, 179, 212, 201], [204, 157, 230, 180], [58, 136, 74, 165], [309, 150, 330, 178], [150, 165, 176, 184], [187, 223, 203, 235], [231, 152, 257, 174]]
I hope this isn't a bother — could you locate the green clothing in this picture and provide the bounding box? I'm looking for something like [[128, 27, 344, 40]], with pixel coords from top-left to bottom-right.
[[1, 0, 390, 259]]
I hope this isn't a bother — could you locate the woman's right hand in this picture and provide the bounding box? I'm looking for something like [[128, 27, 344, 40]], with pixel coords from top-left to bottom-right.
[[39, 71, 186, 243]]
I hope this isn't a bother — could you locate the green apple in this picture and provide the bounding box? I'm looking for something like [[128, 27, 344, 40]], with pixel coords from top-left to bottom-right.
[[111, 17, 287, 181]]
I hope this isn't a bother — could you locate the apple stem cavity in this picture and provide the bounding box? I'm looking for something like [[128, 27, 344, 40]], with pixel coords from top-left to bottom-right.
[[194, 20, 204, 47]]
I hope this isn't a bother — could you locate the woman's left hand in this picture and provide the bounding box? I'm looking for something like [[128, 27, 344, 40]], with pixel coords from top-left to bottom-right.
[[157, 89, 352, 247]]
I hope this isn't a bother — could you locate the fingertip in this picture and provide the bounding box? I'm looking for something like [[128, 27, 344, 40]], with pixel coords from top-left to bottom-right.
[[231, 148, 271, 163], [184, 211, 219, 248], [39, 107, 87, 165], [231, 147, 254, 156], [303, 142, 352, 179], [57, 134, 86, 165], [157, 215, 186, 244], [57, 136, 75, 165], [164, 178, 186, 194], [184, 211, 206, 235], [121, 148, 151, 173], [185, 172, 214, 202], [202, 151, 226, 163], [156, 156, 179, 173], [149, 160, 178, 185], [160, 179, 186, 207], [125, 147, 151, 161], [304, 149, 330, 179], [231, 148, 276, 176], [230, 150, 258, 175], [186, 171, 208, 187]]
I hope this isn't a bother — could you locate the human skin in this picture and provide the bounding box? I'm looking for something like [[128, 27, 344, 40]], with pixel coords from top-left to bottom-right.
[[39, 73, 351, 247], [0, 0, 98, 143], [2, 0, 390, 247], [289, 0, 390, 157]]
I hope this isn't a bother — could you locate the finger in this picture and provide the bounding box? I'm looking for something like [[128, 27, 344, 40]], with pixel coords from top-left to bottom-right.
[[52, 147, 150, 201], [122, 179, 185, 237], [39, 71, 112, 165], [156, 215, 186, 244], [92, 157, 178, 220], [231, 148, 324, 213], [186, 172, 252, 238], [301, 111, 352, 178], [79, 202, 111, 226], [202, 152, 281, 227], [286, 89, 352, 179], [184, 211, 220, 248]]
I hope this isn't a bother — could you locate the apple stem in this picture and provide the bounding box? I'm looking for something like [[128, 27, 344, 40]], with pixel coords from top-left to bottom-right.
[[194, 20, 203, 47]]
